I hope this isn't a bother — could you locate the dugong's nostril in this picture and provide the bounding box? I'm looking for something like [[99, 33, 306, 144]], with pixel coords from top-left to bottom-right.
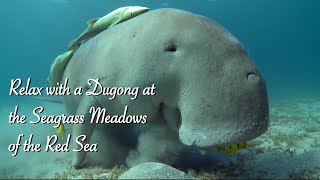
[[246, 72, 260, 83]]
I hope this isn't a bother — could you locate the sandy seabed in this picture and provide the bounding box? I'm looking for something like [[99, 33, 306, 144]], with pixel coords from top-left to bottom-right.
[[0, 96, 319, 179]]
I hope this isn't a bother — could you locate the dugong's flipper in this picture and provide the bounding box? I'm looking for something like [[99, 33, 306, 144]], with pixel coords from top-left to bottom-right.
[[72, 94, 100, 168], [47, 50, 73, 87]]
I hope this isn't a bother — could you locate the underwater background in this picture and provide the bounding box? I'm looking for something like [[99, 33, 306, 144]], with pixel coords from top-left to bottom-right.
[[0, 0, 319, 179]]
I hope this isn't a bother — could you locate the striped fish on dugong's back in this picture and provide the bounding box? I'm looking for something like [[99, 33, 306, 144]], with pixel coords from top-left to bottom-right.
[[47, 50, 73, 87], [47, 6, 149, 87], [68, 6, 150, 51], [62, 8, 269, 168]]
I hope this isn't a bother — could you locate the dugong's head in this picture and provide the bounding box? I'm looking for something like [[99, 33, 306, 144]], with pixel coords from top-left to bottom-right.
[[135, 9, 269, 148], [84, 8, 269, 148]]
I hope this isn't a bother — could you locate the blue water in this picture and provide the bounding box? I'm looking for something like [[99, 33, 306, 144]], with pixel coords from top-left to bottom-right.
[[0, 0, 320, 178]]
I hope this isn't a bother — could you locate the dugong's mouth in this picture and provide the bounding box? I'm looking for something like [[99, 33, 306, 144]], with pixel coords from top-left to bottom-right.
[[178, 117, 269, 148], [176, 72, 270, 148]]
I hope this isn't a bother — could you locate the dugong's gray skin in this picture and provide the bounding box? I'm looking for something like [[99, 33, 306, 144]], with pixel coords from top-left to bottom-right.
[[62, 8, 269, 168]]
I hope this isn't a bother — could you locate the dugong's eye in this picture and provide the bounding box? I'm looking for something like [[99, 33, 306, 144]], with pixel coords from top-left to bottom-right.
[[164, 42, 177, 53]]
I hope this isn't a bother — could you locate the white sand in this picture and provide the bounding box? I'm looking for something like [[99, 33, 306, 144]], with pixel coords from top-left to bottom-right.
[[0, 97, 319, 179]]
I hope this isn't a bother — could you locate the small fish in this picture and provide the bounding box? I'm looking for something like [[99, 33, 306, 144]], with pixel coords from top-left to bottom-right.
[[55, 123, 67, 140], [47, 50, 74, 87], [216, 142, 247, 155]]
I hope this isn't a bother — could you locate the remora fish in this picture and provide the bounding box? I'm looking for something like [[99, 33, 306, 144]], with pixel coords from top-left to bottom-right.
[[68, 6, 149, 51], [47, 50, 73, 87]]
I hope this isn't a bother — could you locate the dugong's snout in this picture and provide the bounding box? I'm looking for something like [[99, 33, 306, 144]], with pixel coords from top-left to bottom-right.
[[176, 47, 269, 148]]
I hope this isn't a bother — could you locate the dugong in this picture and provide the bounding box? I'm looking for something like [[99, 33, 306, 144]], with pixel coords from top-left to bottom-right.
[[61, 8, 269, 168]]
